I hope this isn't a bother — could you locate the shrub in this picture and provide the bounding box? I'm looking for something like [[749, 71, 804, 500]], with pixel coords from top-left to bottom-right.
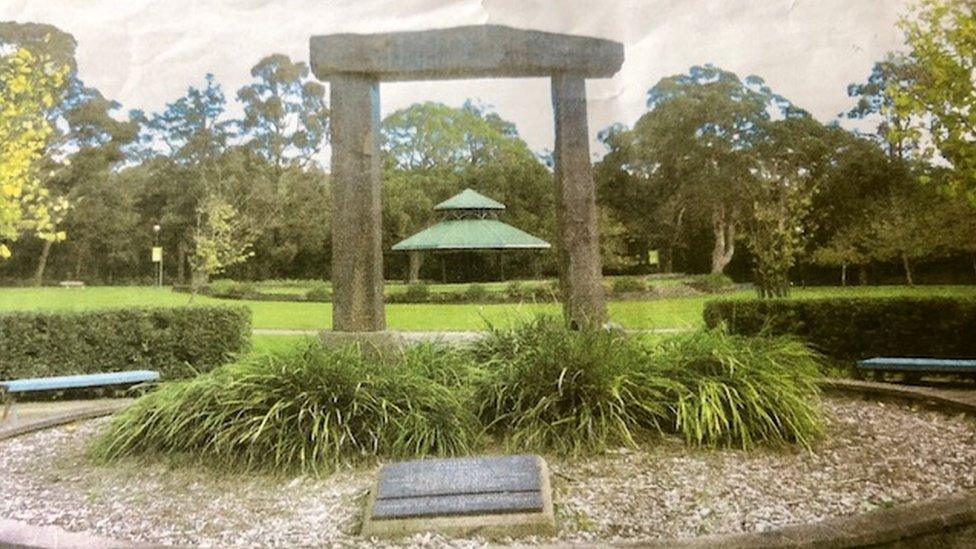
[[687, 273, 734, 293], [611, 276, 646, 295], [647, 330, 823, 449], [0, 306, 251, 380], [472, 316, 672, 454], [223, 282, 256, 299], [473, 316, 824, 453], [464, 283, 489, 302], [505, 280, 528, 300], [304, 284, 331, 302], [91, 341, 480, 474], [403, 283, 431, 302], [703, 296, 976, 360], [537, 280, 561, 300]]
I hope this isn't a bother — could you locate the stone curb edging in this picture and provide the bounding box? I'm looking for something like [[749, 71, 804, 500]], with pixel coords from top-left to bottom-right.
[[601, 493, 976, 548], [2, 383, 975, 548], [0, 401, 130, 442], [821, 377, 976, 414], [0, 518, 135, 549], [0, 401, 138, 548]]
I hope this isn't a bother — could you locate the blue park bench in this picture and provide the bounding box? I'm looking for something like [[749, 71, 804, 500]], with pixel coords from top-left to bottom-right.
[[857, 357, 976, 382], [0, 370, 160, 423]]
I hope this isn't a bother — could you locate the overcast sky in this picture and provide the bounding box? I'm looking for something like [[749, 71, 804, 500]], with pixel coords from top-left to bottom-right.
[[3, 0, 911, 163]]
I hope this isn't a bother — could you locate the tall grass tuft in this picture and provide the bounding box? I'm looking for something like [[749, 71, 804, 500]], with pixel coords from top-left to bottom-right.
[[472, 316, 673, 454], [648, 330, 824, 449], [91, 342, 480, 474]]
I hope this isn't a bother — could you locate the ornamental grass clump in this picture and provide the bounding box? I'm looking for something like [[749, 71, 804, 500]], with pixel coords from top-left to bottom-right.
[[472, 316, 674, 454], [91, 342, 480, 474], [648, 330, 824, 449]]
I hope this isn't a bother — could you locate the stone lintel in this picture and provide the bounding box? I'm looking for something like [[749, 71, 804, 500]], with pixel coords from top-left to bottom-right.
[[310, 25, 623, 81]]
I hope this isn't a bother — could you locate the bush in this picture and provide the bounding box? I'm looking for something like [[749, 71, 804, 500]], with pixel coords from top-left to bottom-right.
[[223, 282, 257, 299], [304, 284, 331, 302], [91, 341, 480, 474], [505, 280, 528, 300], [687, 273, 734, 293], [538, 280, 561, 300], [0, 306, 251, 380], [472, 316, 672, 454], [647, 330, 823, 449], [703, 296, 976, 360], [611, 276, 646, 295], [473, 316, 823, 453], [465, 283, 489, 302], [403, 283, 431, 302]]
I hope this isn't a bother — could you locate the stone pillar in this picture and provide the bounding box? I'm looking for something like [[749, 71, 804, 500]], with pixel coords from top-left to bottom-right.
[[330, 74, 386, 331], [551, 73, 607, 329]]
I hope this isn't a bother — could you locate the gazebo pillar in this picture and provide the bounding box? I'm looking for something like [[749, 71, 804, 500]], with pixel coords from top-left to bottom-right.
[[551, 73, 608, 329], [330, 74, 386, 332], [407, 251, 423, 284]]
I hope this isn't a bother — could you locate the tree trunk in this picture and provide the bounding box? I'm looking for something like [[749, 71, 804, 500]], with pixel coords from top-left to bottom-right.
[[661, 206, 685, 274], [858, 265, 868, 286], [901, 254, 914, 286], [710, 208, 735, 274], [73, 249, 85, 280], [660, 246, 674, 274], [177, 240, 186, 285], [840, 263, 847, 287], [32, 239, 53, 286]]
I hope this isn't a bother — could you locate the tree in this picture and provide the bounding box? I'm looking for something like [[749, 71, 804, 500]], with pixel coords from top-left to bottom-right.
[[811, 228, 871, 286], [892, 0, 976, 206], [1, 21, 144, 284], [845, 53, 922, 160], [36, 90, 139, 283], [635, 65, 797, 274], [924, 167, 976, 280], [235, 55, 330, 279], [141, 74, 244, 283], [860, 182, 955, 285], [189, 196, 254, 298], [237, 54, 328, 169], [0, 46, 68, 260], [595, 123, 688, 272], [743, 116, 833, 298]]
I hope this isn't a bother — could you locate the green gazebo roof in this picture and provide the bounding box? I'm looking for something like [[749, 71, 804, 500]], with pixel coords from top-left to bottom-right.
[[434, 188, 505, 210], [392, 189, 550, 252], [392, 219, 551, 251]]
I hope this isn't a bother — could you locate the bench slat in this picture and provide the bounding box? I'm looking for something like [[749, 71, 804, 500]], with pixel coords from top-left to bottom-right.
[[857, 358, 976, 373], [0, 371, 160, 393]]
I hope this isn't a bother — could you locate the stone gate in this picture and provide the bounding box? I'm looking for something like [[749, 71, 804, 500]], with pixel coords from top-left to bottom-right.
[[310, 25, 624, 331]]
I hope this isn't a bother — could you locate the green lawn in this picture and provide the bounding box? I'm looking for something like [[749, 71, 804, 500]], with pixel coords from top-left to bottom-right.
[[222, 275, 690, 296], [2, 284, 974, 331]]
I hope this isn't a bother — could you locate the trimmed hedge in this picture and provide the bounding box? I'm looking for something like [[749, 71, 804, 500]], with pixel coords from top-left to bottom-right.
[[0, 306, 251, 380], [703, 297, 976, 360]]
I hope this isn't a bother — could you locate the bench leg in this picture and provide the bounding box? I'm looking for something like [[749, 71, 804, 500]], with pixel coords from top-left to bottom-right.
[[1, 392, 13, 424]]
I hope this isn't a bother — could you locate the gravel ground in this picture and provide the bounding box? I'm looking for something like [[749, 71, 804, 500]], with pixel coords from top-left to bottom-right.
[[1, 396, 975, 547]]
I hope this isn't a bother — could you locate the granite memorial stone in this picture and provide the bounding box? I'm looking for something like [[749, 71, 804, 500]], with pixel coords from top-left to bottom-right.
[[361, 454, 556, 538]]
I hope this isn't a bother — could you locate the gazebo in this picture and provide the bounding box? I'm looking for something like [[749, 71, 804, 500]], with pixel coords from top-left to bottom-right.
[[392, 188, 551, 283]]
